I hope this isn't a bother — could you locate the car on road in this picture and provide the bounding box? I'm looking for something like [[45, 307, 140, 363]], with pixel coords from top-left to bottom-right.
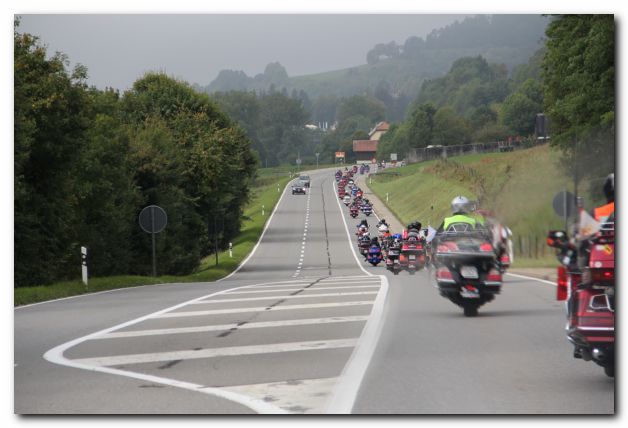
[[298, 175, 311, 188], [292, 184, 306, 195]]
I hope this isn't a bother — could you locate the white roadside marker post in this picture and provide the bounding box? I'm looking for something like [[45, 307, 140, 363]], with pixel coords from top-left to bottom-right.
[[81, 246, 88, 287]]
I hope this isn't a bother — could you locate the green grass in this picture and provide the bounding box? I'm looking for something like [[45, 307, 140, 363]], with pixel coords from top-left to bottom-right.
[[14, 175, 292, 306], [368, 145, 581, 268]]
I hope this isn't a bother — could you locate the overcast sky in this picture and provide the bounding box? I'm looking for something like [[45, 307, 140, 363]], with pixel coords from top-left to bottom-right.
[[17, 14, 468, 91]]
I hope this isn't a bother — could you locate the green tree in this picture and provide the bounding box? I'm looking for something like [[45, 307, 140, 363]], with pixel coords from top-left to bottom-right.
[[407, 102, 436, 148], [542, 14, 614, 183], [433, 107, 472, 146], [14, 25, 91, 286], [336, 95, 386, 124]]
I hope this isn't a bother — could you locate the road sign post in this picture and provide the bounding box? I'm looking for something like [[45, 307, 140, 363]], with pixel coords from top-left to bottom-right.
[[139, 205, 168, 277]]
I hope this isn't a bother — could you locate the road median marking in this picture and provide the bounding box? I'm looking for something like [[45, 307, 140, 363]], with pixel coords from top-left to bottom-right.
[[72, 338, 358, 367]]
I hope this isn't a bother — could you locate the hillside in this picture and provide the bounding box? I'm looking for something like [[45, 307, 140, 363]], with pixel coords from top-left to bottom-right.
[[368, 144, 594, 265], [203, 15, 548, 104]]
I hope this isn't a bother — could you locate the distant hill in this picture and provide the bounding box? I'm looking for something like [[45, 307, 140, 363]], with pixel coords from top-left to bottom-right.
[[202, 15, 549, 106]]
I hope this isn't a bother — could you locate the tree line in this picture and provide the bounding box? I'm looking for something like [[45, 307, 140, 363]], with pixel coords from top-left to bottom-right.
[[377, 14, 614, 197], [14, 22, 257, 287]]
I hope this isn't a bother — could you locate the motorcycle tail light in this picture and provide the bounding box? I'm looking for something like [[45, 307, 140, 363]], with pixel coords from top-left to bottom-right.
[[487, 269, 502, 282], [436, 268, 453, 280], [592, 269, 614, 282], [583, 268, 614, 285], [480, 243, 493, 252]]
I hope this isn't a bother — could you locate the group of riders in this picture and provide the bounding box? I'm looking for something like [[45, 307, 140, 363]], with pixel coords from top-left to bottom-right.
[[351, 194, 512, 272]]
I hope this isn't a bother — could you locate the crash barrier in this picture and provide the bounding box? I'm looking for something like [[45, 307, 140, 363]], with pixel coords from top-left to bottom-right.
[[406, 137, 548, 164]]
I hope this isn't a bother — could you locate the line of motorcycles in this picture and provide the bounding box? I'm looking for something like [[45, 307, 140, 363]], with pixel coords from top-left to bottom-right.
[[334, 168, 615, 378], [335, 169, 510, 317]]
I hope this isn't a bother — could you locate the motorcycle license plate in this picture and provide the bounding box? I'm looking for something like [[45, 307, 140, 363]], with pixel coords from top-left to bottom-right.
[[460, 289, 480, 298], [460, 266, 478, 279], [409, 254, 416, 260]]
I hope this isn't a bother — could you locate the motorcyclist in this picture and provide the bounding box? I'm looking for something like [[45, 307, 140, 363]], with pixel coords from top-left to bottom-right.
[[357, 219, 369, 229], [438, 196, 477, 232], [377, 218, 389, 228], [360, 233, 372, 260], [594, 173, 614, 222], [404, 221, 422, 239]]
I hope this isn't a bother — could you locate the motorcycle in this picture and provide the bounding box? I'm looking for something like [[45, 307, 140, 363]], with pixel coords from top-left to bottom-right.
[[362, 204, 373, 216], [433, 230, 501, 316], [343, 195, 351, 206], [385, 242, 402, 275], [399, 233, 426, 274], [349, 206, 359, 218], [547, 219, 615, 377], [358, 238, 371, 258], [356, 225, 369, 238], [367, 245, 383, 266]]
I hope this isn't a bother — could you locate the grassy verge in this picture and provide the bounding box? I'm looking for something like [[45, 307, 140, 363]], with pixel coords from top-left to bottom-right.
[[14, 174, 292, 306], [368, 145, 581, 268]]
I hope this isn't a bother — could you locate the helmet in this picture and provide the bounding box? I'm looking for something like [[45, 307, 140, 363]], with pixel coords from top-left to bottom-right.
[[603, 173, 614, 203], [392, 233, 402, 240], [378, 224, 389, 233], [451, 196, 470, 214]]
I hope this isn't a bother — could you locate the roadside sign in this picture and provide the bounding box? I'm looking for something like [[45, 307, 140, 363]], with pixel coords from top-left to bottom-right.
[[552, 191, 576, 219], [139, 205, 167, 276], [390, 153, 397, 161], [139, 205, 167, 234]]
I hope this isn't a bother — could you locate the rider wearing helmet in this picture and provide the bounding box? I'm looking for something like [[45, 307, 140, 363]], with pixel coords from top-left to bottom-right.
[[594, 173, 614, 222], [438, 196, 477, 232]]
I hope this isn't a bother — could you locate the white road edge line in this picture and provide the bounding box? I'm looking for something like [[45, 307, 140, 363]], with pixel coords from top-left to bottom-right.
[[218, 178, 292, 282], [505, 272, 556, 286], [43, 282, 296, 414], [326, 178, 389, 414], [326, 276, 389, 414]]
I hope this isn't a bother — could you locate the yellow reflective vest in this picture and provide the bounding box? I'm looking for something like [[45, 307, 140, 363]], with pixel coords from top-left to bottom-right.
[[443, 214, 476, 230]]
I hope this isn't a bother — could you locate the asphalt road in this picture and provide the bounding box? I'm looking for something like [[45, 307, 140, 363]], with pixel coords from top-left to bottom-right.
[[14, 168, 614, 414]]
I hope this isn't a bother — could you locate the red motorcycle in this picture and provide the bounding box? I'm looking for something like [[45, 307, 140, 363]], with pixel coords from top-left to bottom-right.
[[547, 219, 615, 377], [399, 232, 427, 275]]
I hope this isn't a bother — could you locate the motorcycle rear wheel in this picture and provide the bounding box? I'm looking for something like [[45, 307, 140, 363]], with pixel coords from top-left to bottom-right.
[[463, 303, 479, 317], [604, 364, 614, 378]]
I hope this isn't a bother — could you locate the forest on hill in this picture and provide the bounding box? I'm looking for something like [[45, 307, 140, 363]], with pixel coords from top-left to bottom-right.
[[204, 15, 549, 123]]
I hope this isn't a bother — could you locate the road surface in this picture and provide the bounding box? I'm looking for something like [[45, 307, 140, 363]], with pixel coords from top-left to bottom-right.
[[14, 168, 614, 414]]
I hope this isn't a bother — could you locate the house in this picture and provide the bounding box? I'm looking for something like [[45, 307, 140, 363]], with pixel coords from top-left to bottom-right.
[[368, 121, 390, 141], [352, 140, 378, 162]]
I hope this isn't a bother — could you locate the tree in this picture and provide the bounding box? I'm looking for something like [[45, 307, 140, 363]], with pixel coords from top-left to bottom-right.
[[542, 15, 615, 183], [500, 91, 541, 135], [432, 107, 472, 146], [14, 25, 92, 286], [543, 15, 614, 143], [336, 95, 386, 124], [407, 102, 436, 148]]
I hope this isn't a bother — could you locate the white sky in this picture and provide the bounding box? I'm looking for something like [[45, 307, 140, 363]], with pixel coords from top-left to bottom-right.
[[16, 14, 468, 91]]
